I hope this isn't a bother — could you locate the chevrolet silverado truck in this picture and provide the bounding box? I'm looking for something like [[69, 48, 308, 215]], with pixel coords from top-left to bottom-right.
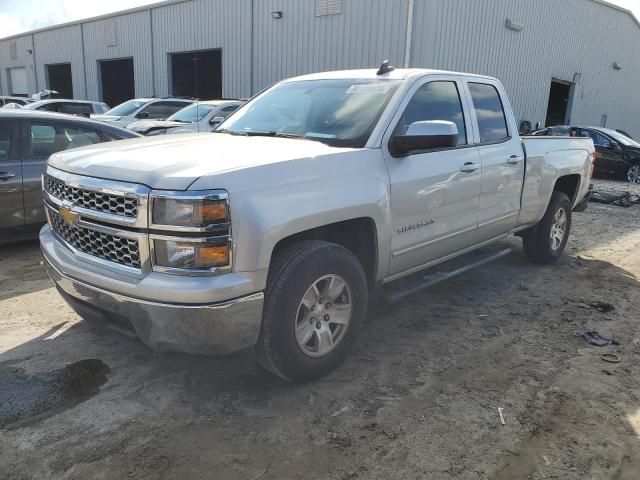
[[40, 65, 594, 382]]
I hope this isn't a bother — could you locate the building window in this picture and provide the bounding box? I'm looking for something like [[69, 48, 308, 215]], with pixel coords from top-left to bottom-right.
[[104, 21, 118, 47], [315, 0, 342, 17]]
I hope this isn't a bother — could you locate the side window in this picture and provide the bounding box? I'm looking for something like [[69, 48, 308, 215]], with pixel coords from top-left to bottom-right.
[[0, 123, 12, 161], [468, 83, 509, 143], [38, 103, 60, 112], [165, 102, 190, 116], [217, 105, 239, 119], [29, 123, 102, 158], [399, 81, 467, 146], [60, 103, 92, 116], [588, 131, 610, 147], [139, 102, 168, 119]]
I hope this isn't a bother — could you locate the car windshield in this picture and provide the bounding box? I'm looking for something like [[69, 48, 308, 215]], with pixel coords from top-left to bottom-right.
[[106, 100, 146, 117], [169, 103, 218, 123], [217, 79, 402, 147], [599, 128, 640, 147]]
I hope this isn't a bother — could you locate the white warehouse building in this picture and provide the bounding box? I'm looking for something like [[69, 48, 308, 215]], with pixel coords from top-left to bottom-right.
[[1, 0, 639, 136]]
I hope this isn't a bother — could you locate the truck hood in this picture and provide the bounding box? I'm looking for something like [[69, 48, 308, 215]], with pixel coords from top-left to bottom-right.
[[48, 133, 354, 190]]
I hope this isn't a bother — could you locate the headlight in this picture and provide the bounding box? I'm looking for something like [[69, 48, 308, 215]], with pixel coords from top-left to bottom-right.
[[151, 191, 228, 229], [153, 238, 230, 270], [150, 190, 231, 274]]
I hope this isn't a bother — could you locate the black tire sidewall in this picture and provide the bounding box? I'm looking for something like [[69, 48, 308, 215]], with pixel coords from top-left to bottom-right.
[[263, 243, 368, 381], [525, 191, 571, 263]]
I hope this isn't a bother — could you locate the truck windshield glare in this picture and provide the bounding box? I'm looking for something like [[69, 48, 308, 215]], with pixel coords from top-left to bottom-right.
[[218, 79, 402, 148]]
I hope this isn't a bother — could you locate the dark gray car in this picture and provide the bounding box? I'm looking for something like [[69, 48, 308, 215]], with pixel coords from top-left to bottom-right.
[[0, 110, 139, 244]]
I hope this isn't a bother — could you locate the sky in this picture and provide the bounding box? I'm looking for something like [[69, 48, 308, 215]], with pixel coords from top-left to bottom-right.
[[1, 0, 640, 38]]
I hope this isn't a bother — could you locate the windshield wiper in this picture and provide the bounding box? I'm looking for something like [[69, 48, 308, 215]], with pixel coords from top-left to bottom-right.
[[242, 131, 305, 139], [214, 129, 249, 136]]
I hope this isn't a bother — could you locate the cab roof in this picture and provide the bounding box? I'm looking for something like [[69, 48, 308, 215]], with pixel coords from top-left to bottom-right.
[[285, 68, 498, 83]]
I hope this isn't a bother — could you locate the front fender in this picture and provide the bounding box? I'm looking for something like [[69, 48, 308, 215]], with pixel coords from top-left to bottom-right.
[[189, 149, 392, 288]]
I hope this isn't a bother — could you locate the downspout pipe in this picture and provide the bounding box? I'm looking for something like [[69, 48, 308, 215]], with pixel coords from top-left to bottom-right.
[[404, 0, 415, 68]]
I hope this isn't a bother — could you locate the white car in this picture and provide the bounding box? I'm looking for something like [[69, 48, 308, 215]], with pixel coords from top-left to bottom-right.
[[127, 100, 244, 136], [22, 99, 109, 116], [91, 98, 194, 128]]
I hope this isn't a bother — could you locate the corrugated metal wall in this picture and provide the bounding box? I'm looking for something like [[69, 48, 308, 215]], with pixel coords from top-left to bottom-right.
[[410, 0, 640, 135], [151, 0, 251, 98], [1, 0, 639, 136], [251, 0, 409, 91], [32, 25, 85, 98], [0, 35, 37, 95], [82, 10, 154, 100]]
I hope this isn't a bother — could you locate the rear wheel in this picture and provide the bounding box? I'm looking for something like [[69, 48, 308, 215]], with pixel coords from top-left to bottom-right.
[[256, 240, 368, 382], [522, 191, 572, 264], [627, 164, 640, 183]]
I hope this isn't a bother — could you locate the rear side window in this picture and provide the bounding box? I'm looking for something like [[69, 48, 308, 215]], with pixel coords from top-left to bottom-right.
[[217, 105, 239, 118], [165, 102, 190, 116], [468, 83, 509, 143], [399, 81, 467, 146], [0, 122, 12, 160], [29, 123, 102, 158], [60, 103, 92, 116]]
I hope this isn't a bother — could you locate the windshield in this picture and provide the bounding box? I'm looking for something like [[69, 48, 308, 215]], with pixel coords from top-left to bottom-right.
[[169, 103, 217, 122], [106, 100, 146, 117], [599, 128, 640, 147], [218, 79, 401, 147]]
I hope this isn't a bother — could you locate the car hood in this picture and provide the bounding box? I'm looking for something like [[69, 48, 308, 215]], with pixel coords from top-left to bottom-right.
[[48, 133, 354, 190], [128, 120, 187, 131], [90, 114, 122, 122]]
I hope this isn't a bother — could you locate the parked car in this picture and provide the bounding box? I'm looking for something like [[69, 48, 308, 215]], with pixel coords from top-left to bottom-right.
[[41, 66, 593, 381], [22, 99, 110, 117], [127, 100, 244, 135], [91, 98, 195, 128], [0, 110, 138, 244], [0, 96, 33, 107], [529, 125, 640, 183]]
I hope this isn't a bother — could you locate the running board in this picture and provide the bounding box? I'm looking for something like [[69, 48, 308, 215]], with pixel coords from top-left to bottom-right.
[[381, 247, 512, 304]]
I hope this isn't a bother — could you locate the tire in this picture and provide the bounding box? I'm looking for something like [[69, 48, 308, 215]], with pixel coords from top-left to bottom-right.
[[256, 240, 368, 382], [522, 191, 572, 265], [626, 164, 640, 184]]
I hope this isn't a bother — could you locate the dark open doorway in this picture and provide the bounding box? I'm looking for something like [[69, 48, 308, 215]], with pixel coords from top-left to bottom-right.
[[99, 58, 135, 108], [46, 63, 73, 99], [170, 49, 222, 100], [545, 79, 572, 126]]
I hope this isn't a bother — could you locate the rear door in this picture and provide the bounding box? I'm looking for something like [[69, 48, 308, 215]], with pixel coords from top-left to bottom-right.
[[383, 75, 482, 277], [0, 118, 25, 234], [465, 80, 525, 241], [22, 120, 104, 226]]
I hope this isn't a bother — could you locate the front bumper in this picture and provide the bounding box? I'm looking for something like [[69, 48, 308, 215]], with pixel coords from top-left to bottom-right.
[[41, 227, 264, 355]]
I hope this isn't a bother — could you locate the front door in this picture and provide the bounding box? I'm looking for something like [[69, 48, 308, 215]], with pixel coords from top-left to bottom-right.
[[466, 81, 525, 240], [583, 129, 618, 176], [383, 77, 481, 278], [0, 119, 25, 237]]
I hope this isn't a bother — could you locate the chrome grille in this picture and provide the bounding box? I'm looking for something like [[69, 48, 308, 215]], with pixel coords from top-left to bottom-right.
[[44, 174, 138, 218], [49, 211, 141, 269]]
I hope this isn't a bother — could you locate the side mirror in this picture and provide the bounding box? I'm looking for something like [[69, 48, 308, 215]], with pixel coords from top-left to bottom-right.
[[390, 120, 458, 156], [209, 116, 225, 126], [136, 111, 149, 119]]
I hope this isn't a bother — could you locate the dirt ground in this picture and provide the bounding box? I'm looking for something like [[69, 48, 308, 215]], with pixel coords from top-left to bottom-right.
[[1, 178, 640, 480]]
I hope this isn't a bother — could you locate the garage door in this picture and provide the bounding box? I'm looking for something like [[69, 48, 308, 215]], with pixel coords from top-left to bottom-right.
[[9, 67, 28, 95]]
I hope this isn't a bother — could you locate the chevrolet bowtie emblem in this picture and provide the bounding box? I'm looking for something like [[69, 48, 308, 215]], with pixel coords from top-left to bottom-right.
[[59, 206, 79, 225]]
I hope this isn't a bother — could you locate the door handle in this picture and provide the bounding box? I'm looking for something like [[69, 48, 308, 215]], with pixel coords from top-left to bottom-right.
[[460, 162, 480, 173], [0, 172, 16, 181], [507, 155, 521, 165]]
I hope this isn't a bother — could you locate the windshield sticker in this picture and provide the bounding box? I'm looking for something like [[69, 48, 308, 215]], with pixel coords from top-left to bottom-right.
[[346, 84, 392, 95]]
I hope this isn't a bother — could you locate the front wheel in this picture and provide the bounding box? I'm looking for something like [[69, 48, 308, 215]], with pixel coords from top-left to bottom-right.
[[256, 240, 368, 382], [627, 164, 640, 184], [522, 191, 572, 265]]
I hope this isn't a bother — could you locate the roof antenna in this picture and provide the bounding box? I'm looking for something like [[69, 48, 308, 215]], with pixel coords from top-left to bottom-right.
[[377, 60, 395, 76]]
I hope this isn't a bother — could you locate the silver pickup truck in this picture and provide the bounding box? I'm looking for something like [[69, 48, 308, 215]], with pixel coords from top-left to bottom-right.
[[40, 66, 594, 381]]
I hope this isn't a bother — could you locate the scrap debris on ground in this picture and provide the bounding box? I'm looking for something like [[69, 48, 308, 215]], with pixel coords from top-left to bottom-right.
[[1, 177, 640, 480]]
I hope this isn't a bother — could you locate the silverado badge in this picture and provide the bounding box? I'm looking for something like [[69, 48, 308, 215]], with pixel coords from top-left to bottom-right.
[[397, 219, 434, 234]]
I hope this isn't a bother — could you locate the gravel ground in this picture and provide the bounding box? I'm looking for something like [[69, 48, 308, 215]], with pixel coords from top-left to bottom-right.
[[1, 178, 640, 480]]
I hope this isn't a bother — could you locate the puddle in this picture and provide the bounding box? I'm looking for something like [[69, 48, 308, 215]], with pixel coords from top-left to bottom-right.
[[0, 358, 110, 429]]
